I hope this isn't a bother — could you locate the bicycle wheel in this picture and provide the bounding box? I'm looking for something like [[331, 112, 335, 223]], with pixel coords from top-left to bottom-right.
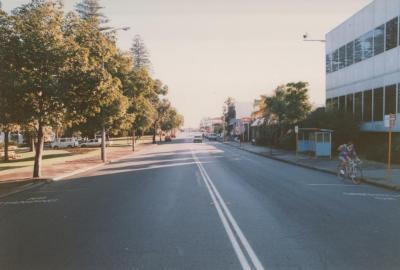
[[337, 165, 346, 181], [351, 166, 362, 185]]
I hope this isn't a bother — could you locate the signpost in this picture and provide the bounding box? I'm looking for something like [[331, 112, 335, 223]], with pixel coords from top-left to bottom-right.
[[384, 114, 396, 177], [295, 126, 299, 157]]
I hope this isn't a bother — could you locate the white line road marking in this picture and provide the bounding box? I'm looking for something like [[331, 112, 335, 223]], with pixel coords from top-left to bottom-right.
[[308, 184, 361, 187], [192, 149, 265, 270], [343, 192, 400, 200], [0, 196, 58, 206]]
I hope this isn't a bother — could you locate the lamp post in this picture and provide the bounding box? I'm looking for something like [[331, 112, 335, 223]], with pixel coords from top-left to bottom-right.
[[99, 26, 130, 162], [302, 33, 326, 43]]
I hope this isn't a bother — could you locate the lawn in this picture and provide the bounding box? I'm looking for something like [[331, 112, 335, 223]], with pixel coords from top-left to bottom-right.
[[0, 148, 97, 172]]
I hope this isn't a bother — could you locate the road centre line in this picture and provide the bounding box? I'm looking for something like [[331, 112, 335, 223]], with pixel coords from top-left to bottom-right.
[[191, 150, 265, 270], [308, 184, 361, 187]]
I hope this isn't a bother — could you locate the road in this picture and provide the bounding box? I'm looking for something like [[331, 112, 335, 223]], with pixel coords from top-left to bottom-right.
[[1, 137, 400, 270]]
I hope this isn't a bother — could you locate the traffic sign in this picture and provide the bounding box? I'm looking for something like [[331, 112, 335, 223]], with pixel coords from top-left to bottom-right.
[[384, 114, 396, 129]]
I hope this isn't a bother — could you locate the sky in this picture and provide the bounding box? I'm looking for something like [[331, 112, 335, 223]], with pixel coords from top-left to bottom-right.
[[3, 0, 372, 127]]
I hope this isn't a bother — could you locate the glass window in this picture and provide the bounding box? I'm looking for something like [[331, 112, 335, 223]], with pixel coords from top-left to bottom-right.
[[354, 38, 362, 63], [316, 133, 323, 143], [385, 84, 396, 115], [354, 92, 363, 121], [332, 49, 339, 72], [326, 98, 332, 109], [332, 97, 339, 111], [374, 24, 385, 55], [373, 87, 384, 121], [339, 95, 346, 112], [326, 54, 332, 73], [386, 17, 398, 51], [346, 41, 354, 66], [363, 90, 372, 121], [398, 84, 400, 113], [339, 45, 346, 69], [361, 31, 374, 60], [346, 93, 354, 113]]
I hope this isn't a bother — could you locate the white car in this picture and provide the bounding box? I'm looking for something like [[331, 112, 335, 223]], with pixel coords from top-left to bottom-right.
[[207, 133, 218, 141], [80, 139, 101, 148], [51, 138, 79, 149], [193, 135, 203, 143]]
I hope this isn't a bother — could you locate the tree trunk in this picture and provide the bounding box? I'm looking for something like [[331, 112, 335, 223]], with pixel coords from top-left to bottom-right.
[[30, 136, 35, 152], [132, 128, 135, 152], [4, 130, 9, 162], [152, 123, 156, 144], [101, 124, 107, 162], [33, 124, 44, 178], [159, 132, 162, 142]]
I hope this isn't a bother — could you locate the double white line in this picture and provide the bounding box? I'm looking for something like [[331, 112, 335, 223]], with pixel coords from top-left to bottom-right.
[[191, 150, 265, 270]]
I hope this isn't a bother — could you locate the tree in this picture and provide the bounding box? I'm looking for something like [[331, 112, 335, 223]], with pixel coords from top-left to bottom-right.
[[11, 1, 76, 177], [130, 34, 151, 71], [75, 0, 109, 30], [64, 10, 130, 161], [155, 99, 171, 142], [265, 82, 311, 139], [12, 1, 116, 177], [160, 107, 184, 134], [123, 68, 156, 150], [0, 10, 22, 161], [223, 97, 236, 136]]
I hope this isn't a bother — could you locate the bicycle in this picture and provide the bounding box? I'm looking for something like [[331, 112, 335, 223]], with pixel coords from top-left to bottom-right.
[[337, 159, 363, 184]]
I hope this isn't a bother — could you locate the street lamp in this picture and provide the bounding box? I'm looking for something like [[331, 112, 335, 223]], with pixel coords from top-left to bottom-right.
[[99, 26, 130, 163], [302, 32, 326, 43]]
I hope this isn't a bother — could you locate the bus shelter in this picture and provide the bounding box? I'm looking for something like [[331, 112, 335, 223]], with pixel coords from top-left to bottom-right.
[[297, 128, 333, 158]]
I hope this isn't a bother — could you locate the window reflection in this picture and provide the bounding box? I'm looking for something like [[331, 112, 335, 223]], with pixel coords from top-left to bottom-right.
[[354, 38, 362, 63], [326, 54, 332, 73], [361, 31, 373, 60], [346, 93, 354, 113], [386, 17, 398, 51], [385, 85, 396, 115], [332, 49, 339, 72], [339, 46, 346, 69], [373, 88, 383, 121], [363, 90, 372, 122], [339, 95, 346, 112], [374, 24, 385, 55], [354, 92, 362, 121], [346, 41, 354, 66]]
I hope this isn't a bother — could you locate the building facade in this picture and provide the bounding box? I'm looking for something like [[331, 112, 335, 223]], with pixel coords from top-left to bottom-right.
[[326, 0, 400, 132]]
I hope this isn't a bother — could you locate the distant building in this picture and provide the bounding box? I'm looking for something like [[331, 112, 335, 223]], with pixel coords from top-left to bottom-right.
[[200, 117, 223, 133], [326, 0, 400, 132]]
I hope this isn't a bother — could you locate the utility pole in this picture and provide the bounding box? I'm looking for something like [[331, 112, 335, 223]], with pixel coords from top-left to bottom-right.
[[99, 26, 130, 162]]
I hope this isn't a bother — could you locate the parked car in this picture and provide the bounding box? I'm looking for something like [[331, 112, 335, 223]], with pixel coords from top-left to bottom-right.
[[193, 135, 203, 143], [80, 139, 101, 148], [51, 138, 79, 149], [207, 133, 218, 141], [165, 135, 172, 142]]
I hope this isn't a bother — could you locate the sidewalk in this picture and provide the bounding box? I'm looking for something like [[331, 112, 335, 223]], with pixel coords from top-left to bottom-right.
[[224, 141, 400, 191], [0, 139, 153, 184]]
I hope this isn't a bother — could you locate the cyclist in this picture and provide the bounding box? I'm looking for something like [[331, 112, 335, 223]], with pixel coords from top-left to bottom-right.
[[338, 142, 359, 174]]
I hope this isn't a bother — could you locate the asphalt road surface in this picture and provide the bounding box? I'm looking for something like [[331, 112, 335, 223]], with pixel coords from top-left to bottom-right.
[[1, 136, 400, 270]]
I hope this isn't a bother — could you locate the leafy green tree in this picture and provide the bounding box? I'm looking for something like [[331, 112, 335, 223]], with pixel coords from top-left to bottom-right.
[[11, 1, 80, 177], [75, 0, 109, 30], [160, 107, 184, 134], [223, 97, 236, 136], [265, 82, 311, 143], [0, 10, 23, 161], [131, 34, 151, 70]]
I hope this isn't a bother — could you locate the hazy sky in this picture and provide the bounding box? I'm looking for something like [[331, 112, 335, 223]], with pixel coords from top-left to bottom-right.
[[4, 0, 371, 127]]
